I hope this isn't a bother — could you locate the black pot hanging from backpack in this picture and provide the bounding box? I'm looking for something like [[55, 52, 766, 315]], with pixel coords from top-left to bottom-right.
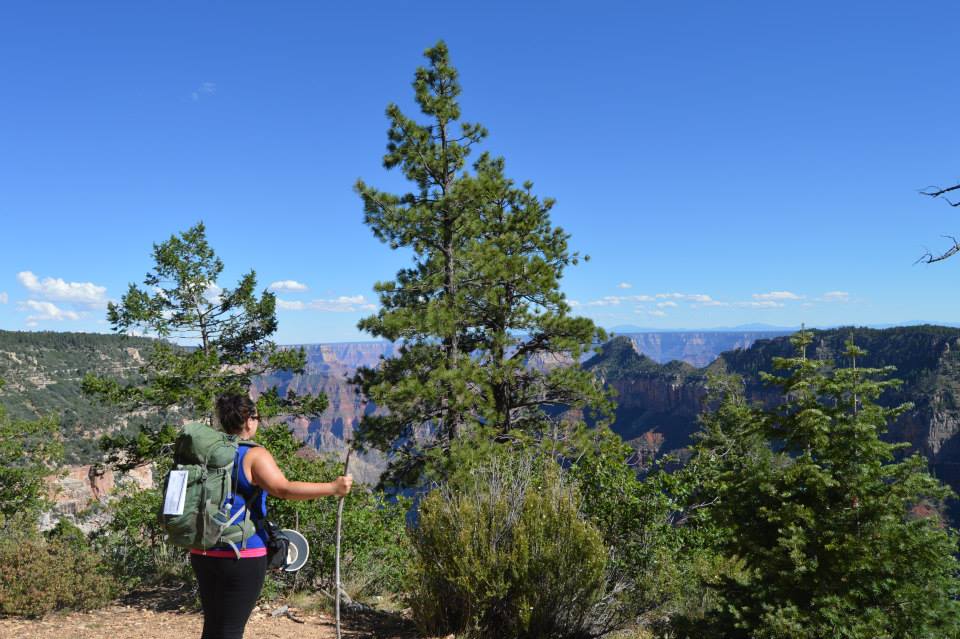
[[261, 520, 309, 572]]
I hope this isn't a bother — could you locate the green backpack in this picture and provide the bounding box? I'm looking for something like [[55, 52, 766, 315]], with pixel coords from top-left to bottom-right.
[[158, 421, 263, 556]]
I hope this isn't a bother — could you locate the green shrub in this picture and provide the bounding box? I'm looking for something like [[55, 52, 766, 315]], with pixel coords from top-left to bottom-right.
[[92, 423, 408, 600], [408, 453, 607, 639], [93, 483, 190, 588], [567, 426, 728, 633], [0, 523, 116, 617], [0, 405, 62, 527], [45, 518, 90, 551], [255, 424, 409, 602]]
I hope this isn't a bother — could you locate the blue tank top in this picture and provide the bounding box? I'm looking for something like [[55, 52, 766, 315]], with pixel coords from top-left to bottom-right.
[[218, 443, 268, 550]]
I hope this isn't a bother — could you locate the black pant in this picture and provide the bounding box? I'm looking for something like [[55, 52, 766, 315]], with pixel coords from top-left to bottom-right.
[[190, 554, 267, 639]]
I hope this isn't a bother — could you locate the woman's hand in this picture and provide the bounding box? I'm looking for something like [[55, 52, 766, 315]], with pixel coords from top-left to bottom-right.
[[332, 474, 353, 497]]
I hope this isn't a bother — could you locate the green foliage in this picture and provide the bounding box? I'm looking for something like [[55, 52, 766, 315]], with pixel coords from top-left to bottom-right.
[[0, 523, 116, 618], [92, 423, 407, 600], [0, 330, 162, 464], [567, 426, 725, 632], [254, 423, 409, 600], [45, 518, 88, 549], [0, 378, 115, 617], [682, 333, 960, 638], [93, 477, 191, 588], [409, 451, 607, 639], [0, 402, 62, 527], [353, 40, 610, 485], [82, 222, 327, 467]]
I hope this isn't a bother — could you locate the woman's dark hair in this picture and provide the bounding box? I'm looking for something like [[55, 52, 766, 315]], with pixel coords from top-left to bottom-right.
[[215, 393, 257, 435]]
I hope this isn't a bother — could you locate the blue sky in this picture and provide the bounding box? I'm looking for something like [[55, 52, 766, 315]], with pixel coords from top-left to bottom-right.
[[2, 1, 959, 342]]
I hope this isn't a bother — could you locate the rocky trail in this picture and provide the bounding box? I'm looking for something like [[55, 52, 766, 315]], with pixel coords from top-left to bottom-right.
[[0, 589, 418, 639]]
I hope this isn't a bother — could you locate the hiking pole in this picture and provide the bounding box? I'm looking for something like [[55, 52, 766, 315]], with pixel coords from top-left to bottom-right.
[[334, 444, 352, 639]]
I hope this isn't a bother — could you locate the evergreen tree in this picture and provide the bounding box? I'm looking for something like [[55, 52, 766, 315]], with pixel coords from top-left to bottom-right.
[[686, 332, 960, 638], [352, 41, 610, 484], [83, 222, 326, 466]]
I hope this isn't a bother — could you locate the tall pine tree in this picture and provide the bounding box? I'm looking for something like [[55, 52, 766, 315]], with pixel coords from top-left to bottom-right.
[[685, 331, 960, 638], [353, 42, 610, 484]]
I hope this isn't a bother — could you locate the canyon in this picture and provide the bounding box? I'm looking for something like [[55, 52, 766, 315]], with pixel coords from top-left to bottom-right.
[[10, 327, 960, 518]]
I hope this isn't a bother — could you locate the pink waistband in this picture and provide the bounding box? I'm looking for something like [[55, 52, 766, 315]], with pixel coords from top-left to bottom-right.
[[190, 547, 267, 558]]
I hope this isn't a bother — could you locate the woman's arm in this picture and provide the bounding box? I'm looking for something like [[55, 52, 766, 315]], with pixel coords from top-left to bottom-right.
[[247, 447, 353, 500]]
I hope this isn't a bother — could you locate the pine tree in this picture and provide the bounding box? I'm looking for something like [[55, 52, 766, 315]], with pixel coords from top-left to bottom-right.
[[352, 42, 610, 484], [83, 222, 326, 466], [687, 331, 960, 638]]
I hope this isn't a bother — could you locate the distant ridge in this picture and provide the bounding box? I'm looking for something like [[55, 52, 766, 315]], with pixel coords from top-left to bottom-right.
[[609, 324, 796, 333], [608, 321, 960, 333]]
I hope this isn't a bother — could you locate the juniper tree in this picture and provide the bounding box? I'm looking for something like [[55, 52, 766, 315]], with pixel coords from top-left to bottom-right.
[[352, 42, 610, 485], [83, 222, 326, 466], [685, 331, 960, 638]]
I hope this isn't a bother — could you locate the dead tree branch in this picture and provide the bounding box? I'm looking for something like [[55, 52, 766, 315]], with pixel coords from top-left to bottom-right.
[[921, 183, 960, 207], [916, 235, 960, 264], [918, 180, 960, 262]]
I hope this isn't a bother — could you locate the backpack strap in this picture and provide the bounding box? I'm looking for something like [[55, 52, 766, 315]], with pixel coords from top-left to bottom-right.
[[222, 443, 265, 556]]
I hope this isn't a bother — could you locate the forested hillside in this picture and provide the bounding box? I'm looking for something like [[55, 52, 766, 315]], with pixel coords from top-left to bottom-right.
[[9, 325, 960, 478], [2, 329, 782, 467], [0, 331, 160, 462]]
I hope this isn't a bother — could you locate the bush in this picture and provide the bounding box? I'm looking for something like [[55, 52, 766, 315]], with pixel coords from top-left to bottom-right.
[[408, 453, 607, 639], [0, 405, 62, 527], [92, 423, 409, 601], [568, 426, 727, 634], [254, 424, 409, 602], [0, 522, 116, 617], [93, 482, 191, 588]]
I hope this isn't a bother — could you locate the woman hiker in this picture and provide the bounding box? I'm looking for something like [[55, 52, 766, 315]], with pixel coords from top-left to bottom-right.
[[190, 393, 353, 639]]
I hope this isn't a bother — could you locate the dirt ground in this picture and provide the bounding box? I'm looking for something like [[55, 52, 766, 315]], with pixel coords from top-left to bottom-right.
[[0, 589, 419, 639]]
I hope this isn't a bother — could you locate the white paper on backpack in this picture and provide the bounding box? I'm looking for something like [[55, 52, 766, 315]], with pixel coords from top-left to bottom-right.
[[163, 470, 189, 516]]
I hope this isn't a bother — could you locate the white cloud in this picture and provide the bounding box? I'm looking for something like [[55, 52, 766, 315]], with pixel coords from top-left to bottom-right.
[[17, 271, 107, 306], [617, 282, 632, 289], [568, 300, 581, 308], [586, 296, 625, 307], [18, 300, 82, 322], [647, 309, 667, 317], [585, 294, 654, 307], [203, 283, 223, 304], [753, 291, 802, 301], [277, 295, 376, 313], [581, 291, 799, 311], [192, 81, 217, 101], [309, 295, 377, 312], [276, 299, 306, 311], [656, 293, 721, 305], [269, 280, 309, 293], [822, 291, 850, 303], [0, 292, 7, 304]]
